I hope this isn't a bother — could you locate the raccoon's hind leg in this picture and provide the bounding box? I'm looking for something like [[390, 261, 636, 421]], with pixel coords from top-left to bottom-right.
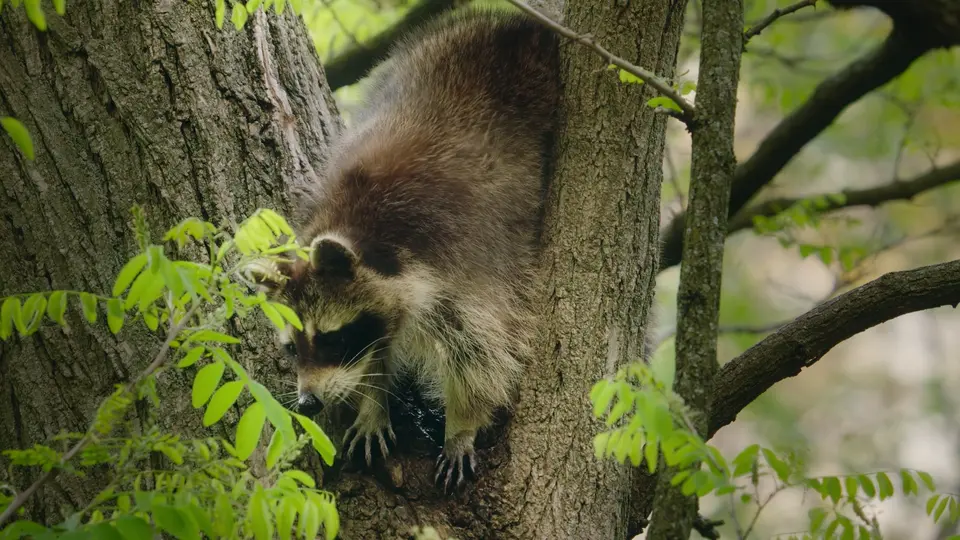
[[343, 359, 396, 468], [433, 328, 522, 492]]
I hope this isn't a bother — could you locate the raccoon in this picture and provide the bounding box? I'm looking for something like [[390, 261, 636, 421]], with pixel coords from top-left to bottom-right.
[[244, 8, 560, 492]]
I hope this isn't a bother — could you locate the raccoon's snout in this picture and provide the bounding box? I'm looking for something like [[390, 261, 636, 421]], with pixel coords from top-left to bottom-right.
[[297, 392, 324, 417]]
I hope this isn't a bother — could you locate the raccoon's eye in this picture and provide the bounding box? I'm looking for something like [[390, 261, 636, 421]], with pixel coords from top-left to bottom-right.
[[283, 342, 296, 356]]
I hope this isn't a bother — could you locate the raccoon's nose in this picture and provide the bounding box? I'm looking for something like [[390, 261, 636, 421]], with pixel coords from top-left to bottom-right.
[[297, 393, 324, 417]]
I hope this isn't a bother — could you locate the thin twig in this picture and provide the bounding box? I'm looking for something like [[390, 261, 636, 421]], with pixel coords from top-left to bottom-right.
[[744, 0, 819, 43], [504, 0, 696, 122], [0, 303, 201, 527]]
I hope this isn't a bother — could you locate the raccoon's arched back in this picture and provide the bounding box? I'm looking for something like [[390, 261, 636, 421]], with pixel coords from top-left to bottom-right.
[[304, 8, 560, 281], [357, 8, 560, 132]]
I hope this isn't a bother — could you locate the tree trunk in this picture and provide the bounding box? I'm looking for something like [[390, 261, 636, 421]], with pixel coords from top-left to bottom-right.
[[0, 2, 340, 523]]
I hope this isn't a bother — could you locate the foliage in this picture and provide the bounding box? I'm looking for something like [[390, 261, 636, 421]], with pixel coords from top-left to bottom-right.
[[590, 359, 960, 539], [0, 208, 338, 540]]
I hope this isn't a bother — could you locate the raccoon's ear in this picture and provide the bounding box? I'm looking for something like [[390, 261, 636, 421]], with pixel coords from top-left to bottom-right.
[[310, 235, 358, 280], [242, 258, 290, 294]]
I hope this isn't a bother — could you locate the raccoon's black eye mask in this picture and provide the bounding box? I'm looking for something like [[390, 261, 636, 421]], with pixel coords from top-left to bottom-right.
[[286, 312, 388, 366]]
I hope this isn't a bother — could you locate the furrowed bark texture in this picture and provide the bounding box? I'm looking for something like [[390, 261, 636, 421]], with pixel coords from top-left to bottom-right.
[[0, 3, 339, 522], [646, 0, 742, 537]]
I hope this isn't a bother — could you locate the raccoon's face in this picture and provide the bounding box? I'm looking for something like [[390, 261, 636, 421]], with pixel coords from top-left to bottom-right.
[[244, 234, 394, 414]]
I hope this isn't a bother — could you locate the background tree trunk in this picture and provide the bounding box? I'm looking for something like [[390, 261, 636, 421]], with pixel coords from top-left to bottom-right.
[[0, 2, 340, 523]]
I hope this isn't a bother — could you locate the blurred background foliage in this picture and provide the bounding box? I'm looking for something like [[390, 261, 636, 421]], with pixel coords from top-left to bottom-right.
[[300, 0, 960, 536]]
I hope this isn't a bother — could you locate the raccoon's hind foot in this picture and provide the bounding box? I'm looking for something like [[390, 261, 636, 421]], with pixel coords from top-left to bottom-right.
[[435, 431, 478, 494], [343, 415, 397, 468]]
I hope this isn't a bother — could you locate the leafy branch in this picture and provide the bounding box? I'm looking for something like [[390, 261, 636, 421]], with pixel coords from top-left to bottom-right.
[[659, 25, 933, 270], [0, 208, 339, 540], [504, 0, 697, 123]]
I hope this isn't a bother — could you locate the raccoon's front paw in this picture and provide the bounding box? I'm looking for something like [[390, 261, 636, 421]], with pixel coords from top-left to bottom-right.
[[343, 417, 396, 468], [434, 433, 477, 494]]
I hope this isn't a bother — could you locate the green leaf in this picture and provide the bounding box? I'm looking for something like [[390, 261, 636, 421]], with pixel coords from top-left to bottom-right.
[[644, 436, 659, 474], [294, 413, 336, 465], [79, 293, 98, 323], [203, 380, 245, 426], [106, 298, 125, 334], [823, 476, 842, 503], [47, 291, 67, 325], [185, 329, 241, 345], [877, 472, 894, 500], [1, 117, 35, 159], [282, 469, 316, 488], [52, 0, 65, 14], [590, 381, 616, 418], [300, 498, 321, 540], [901, 469, 918, 496], [732, 444, 759, 477], [153, 504, 200, 540], [265, 428, 286, 469], [858, 474, 876, 498], [177, 346, 205, 368], [316, 494, 339, 540], [114, 515, 154, 540], [270, 302, 302, 330], [808, 507, 827, 532], [1, 296, 21, 339], [762, 448, 790, 483], [928, 494, 942, 515], [248, 380, 294, 438], [113, 254, 148, 297], [845, 476, 858, 499], [215, 0, 226, 28], [22, 294, 45, 334], [247, 485, 273, 540], [936, 496, 951, 522], [646, 96, 682, 113], [235, 401, 267, 461], [22, 0, 46, 30], [231, 3, 248, 30], [679, 80, 696, 95], [192, 361, 225, 408], [259, 301, 286, 330], [917, 470, 936, 491]]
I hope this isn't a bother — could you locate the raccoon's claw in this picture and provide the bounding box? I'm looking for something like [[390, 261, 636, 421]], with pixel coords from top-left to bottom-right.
[[343, 421, 396, 468], [434, 443, 477, 494]]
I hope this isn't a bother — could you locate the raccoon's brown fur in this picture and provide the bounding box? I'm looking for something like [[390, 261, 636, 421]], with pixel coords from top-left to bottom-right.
[[246, 7, 559, 492]]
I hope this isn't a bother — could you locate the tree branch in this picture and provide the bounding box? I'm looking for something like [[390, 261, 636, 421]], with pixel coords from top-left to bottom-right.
[[708, 259, 960, 439], [505, 0, 696, 123], [744, 0, 819, 43], [323, 0, 458, 91], [726, 160, 960, 233], [827, 0, 960, 48], [645, 0, 742, 537], [659, 29, 931, 271], [0, 304, 199, 527]]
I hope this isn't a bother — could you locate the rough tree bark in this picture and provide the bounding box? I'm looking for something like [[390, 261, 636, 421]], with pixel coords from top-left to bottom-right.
[[0, 1, 339, 523]]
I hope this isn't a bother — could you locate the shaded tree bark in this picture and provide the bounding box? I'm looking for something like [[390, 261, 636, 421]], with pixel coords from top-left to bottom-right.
[[0, 1, 339, 523]]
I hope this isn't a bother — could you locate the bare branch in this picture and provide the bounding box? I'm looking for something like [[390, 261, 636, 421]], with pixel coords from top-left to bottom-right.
[[744, 0, 819, 43], [645, 0, 742, 536], [726, 160, 960, 233], [708, 259, 960, 439], [323, 0, 458, 91], [505, 0, 696, 123], [659, 29, 931, 271]]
